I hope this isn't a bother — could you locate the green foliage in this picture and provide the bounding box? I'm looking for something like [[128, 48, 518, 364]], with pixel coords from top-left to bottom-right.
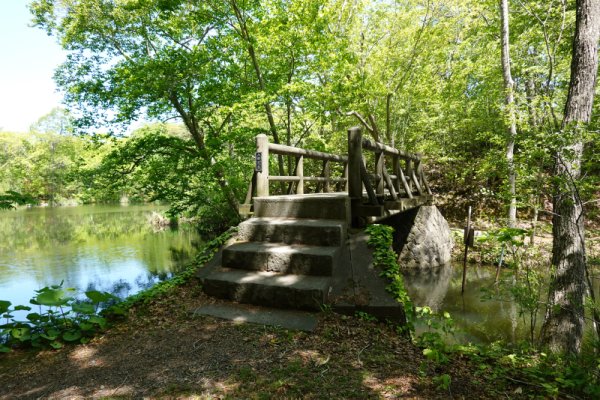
[[0, 282, 119, 351], [0, 227, 235, 353], [464, 341, 600, 398], [84, 124, 249, 232], [365, 224, 415, 334], [479, 227, 545, 345], [0, 191, 36, 210], [0, 129, 91, 205]]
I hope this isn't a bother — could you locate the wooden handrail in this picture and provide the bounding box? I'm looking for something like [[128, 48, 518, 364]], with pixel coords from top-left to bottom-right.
[[268, 142, 348, 163], [241, 129, 432, 221], [347, 127, 432, 207], [254, 134, 348, 197], [361, 137, 421, 162]]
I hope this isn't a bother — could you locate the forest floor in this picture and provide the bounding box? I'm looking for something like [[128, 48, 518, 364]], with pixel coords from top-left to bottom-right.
[[2, 221, 599, 399], [0, 276, 520, 400]]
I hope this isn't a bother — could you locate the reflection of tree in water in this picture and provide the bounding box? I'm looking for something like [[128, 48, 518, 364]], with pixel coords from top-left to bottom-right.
[[135, 274, 161, 292], [110, 280, 134, 299], [0, 206, 154, 253], [84, 279, 133, 299], [169, 246, 193, 269], [1, 205, 202, 307], [402, 264, 454, 312]]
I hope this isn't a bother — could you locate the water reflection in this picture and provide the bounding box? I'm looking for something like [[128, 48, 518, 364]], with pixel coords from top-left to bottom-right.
[[0, 205, 201, 310], [403, 264, 541, 344]]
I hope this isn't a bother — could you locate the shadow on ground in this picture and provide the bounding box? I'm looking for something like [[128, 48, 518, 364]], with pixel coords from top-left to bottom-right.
[[0, 283, 496, 399]]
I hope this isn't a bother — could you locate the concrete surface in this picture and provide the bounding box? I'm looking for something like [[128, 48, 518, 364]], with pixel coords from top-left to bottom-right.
[[193, 303, 319, 332]]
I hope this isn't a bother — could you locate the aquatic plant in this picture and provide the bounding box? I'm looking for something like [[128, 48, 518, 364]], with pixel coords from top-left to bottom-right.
[[0, 282, 120, 351]]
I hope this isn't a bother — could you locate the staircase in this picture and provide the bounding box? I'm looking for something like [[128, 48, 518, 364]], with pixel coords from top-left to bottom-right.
[[201, 194, 349, 311]]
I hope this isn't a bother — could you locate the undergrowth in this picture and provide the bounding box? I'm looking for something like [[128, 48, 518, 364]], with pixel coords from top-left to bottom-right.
[[365, 223, 600, 398]]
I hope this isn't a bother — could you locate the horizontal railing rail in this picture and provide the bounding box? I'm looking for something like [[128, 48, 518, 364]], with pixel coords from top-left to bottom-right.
[[240, 128, 432, 222]]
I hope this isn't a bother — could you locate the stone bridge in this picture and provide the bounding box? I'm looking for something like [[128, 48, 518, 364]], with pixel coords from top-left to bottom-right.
[[196, 127, 453, 329]]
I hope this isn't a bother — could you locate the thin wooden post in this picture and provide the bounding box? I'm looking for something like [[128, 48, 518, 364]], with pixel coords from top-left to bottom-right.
[[348, 127, 363, 199], [383, 169, 398, 200], [461, 206, 472, 294], [348, 127, 363, 227], [256, 134, 269, 197], [323, 160, 331, 193], [397, 164, 413, 199], [375, 151, 384, 197], [342, 162, 349, 192], [296, 155, 304, 195], [406, 159, 413, 193], [411, 159, 424, 195], [392, 156, 400, 192]]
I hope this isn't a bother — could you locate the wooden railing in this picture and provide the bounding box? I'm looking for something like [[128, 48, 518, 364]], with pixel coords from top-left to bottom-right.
[[255, 134, 348, 197], [241, 127, 432, 220]]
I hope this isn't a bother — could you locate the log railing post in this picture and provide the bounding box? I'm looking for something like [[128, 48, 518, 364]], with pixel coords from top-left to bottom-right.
[[348, 127, 363, 227], [375, 152, 384, 197], [412, 159, 424, 195], [406, 159, 413, 193], [323, 160, 331, 193], [256, 134, 269, 197], [296, 155, 304, 195], [392, 156, 400, 192], [348, 127, 363, 199]]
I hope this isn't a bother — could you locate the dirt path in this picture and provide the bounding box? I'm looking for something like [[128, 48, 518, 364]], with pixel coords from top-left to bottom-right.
[[0, 280, 507, 399]]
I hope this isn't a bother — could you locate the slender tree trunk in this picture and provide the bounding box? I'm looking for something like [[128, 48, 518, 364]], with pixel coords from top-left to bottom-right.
[[169, 93, 240, 217], [230, 0, 286, 181], [540, 0, 600, 354], [386, 93, 393, 147], [500, 0, 518, 228]]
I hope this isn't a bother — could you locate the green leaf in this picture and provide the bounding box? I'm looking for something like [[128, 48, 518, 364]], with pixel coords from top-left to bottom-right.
[[33, 287, 74, 307], [62, 330, 82, 342], [79, 322, 94, 331], [26, 312, 42, 322], [0, 300, 11, 314], [85, 290, 118, 304], [0, 344, 10, 353], [88, 315, 107, 329], [72, 303, 95, 315], [11, 327, 31, 341], [49, 341, 63, 349], [14, 305, 32, 311], [40, 332, 59, 341]]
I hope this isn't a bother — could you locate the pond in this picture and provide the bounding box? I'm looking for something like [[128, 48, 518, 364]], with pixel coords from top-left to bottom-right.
[[0, 204, 201, 310], [403, 262, 600, 345]]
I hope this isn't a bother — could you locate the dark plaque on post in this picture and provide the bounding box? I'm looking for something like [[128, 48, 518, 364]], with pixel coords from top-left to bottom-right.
[[255, 152, 262, 172]]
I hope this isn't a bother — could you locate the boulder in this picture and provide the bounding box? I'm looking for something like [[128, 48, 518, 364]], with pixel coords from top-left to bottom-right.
[[383, 206, 454, 269]]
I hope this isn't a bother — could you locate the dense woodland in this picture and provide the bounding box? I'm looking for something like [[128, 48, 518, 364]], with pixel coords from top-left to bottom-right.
[[1, 0, 599, 365]]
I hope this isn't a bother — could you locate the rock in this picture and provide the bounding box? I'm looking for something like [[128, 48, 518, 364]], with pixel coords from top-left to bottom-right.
[[383, 206, 454, 269]]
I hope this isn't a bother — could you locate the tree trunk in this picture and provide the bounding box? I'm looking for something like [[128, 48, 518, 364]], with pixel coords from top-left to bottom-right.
[[169, 92, 240, 217], [500, 0, 518, 228], [540, 0, 600, 354], [230, 0, 286, 182]]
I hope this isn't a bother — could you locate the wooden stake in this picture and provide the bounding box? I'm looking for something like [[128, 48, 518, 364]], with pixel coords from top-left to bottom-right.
[[461, 206, 472, 294]]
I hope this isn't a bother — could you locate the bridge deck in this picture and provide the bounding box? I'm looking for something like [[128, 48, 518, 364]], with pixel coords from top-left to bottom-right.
[[240, 192, 432, 224]]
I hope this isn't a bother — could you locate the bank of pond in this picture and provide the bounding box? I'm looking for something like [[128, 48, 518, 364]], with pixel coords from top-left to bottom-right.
[[1, 204, 599, 347]]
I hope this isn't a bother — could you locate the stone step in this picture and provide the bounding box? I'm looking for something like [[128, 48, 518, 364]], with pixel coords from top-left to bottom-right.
[[202, 268, 331, 311], [253, 193, 350, 220], [192, 303, 319, 332], [237, 217, 347, 246], [222, 242, 338, 276]]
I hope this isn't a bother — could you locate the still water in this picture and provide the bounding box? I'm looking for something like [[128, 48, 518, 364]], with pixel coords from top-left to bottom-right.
[[0, 205, 201, 309], [404, 263, 599, 345], [404, 265, 528, 344]]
